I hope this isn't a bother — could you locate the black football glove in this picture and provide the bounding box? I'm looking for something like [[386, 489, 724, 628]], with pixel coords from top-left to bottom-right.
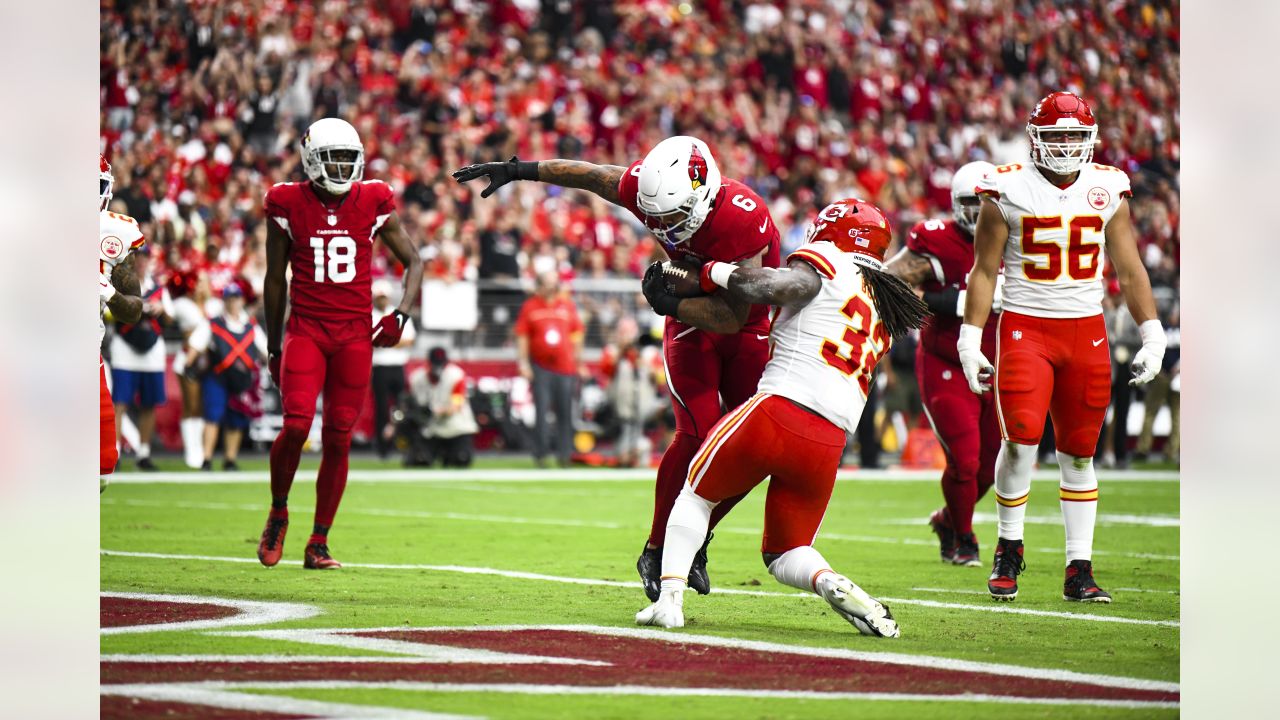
[[642, 261, 682, 317], [451, 156, 540, 198]]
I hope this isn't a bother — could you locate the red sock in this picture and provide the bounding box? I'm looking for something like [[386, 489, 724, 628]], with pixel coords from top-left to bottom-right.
[[314, 428, 350, 531], [648, 432, 704, 547], [941, 463, 979, 535], [270, 420, 309, 501]]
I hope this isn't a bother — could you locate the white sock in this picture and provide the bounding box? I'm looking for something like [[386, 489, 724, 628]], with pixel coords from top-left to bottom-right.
[[1057, 451, 1099, 563], [994, 441, 1036, 541], [660, 485, 716, 584], [138, 442, 151, 460], [767, 546, 834, 594], [183, 418, 207, 468]]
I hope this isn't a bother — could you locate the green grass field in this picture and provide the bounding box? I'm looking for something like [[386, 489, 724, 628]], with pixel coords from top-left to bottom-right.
[[100, 464, 1179, 718]]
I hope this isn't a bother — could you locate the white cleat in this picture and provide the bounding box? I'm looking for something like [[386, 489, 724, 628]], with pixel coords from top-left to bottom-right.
[[635, 589, 685, 628], [817, 574, 900, 638]]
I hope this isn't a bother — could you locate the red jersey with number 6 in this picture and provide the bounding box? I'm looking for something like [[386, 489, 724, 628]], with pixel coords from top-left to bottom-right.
[[617, 161, 780, 333], [906, 217, 997, 364], [264, 180, 396, 322]]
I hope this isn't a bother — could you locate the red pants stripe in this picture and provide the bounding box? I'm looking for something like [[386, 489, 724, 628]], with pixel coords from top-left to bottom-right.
[[687, 394, 846, 554], [995, 311, 1111, 457]]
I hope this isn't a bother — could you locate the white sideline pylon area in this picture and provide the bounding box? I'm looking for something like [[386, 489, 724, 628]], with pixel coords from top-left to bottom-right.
[[107, 467, 1181, 485]]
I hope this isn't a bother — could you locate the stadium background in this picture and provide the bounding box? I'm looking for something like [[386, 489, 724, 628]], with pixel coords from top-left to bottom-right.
[[98, 0, 1180, 464]]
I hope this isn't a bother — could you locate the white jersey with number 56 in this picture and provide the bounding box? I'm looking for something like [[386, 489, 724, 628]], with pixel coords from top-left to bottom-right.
[[976, 162, 1131, 319], [757, 241, 891, 435]]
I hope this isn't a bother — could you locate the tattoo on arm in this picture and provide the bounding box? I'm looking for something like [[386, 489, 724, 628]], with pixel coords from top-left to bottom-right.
[[884, 248, 937, 288], [724, 259, 822, 307], [675, 251, 766, 333], [535, 160, 626, 204], [107, 254, 143, 323]]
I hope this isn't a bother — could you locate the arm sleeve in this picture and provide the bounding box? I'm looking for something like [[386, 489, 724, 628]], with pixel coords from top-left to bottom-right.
[[922, 286, 961, 317]]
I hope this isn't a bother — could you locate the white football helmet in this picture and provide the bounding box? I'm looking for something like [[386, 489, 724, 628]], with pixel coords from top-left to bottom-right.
[[634, 136, 722, 246], [100, 154, 114, 211], [301, 118, 365, 195], [950, 161, 995, 234]]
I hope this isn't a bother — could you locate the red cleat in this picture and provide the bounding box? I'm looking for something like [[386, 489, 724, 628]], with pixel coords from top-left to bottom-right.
[[987, 538, 1026, 601], [257, 513, 288, 567], [304, 542, 342, 570]]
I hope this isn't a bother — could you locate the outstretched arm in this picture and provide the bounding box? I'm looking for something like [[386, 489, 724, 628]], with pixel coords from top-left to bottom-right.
[[452, 156, 626, 205], [708, 257, 822, 308], [263, 220, 290, 356], [884, 247, 937, 288], [104, 254, 143, 323], [377, 212, 425, 315]]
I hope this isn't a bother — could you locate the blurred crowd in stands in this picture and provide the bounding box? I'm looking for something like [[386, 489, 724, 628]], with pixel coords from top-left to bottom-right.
[[100, 0, 1180, 464]]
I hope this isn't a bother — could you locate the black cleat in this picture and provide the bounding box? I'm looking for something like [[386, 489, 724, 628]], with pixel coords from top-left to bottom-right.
[[928, 508, 956, 562], [223, 459, 240, 471], [636, 545, 662, 601], [951, 532, 981, 567], [200, 460, 212, 472], [688, 532, 713, 595], [137, 457, 159, 472], [1063, 560, 1112, 603], [988, 538, 1026, 601]]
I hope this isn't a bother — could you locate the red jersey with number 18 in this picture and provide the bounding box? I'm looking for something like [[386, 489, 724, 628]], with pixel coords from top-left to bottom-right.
[[264, 180, 395, 321], [617, 161, 780, 333]]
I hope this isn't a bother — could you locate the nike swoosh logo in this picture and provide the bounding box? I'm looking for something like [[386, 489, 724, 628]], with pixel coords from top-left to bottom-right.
[[759, 218, 769, 233], [1092, 338, 1105, 347], [757, 335, 769, 341]]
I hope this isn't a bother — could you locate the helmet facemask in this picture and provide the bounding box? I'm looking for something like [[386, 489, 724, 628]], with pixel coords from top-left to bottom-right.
[[100, 173, 113, 212], [1028, 125, 1098, 175], [638, 193, 705, 246], [304, 145, 365, 195], [952, 194, 981, 234]]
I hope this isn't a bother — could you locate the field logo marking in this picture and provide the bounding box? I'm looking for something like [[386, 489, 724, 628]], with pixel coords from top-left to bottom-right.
[[100, 592, 319, 635]]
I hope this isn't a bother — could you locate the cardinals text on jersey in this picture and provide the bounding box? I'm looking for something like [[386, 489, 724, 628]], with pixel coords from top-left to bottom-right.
[[757, 241, 891, 435], [264, 180, 395, 322], [976, 162, 1131, 318]]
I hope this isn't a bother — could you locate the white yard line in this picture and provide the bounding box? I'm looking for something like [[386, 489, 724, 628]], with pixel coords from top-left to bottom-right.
[[106, 468, 1180, 484], [911, 587, 991, 596], [101, 550, 1178, 628], [107, 680, 1177, 710], [879, 513, 1180, 528], [100, 592, 319, 635], [1114, 588, 1181, 595], [101, 498, 1180, 562], [100, 684, 474, 719]]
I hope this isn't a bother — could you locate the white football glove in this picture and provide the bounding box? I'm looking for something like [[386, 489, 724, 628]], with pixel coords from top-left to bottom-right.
[[99, 272, 117, 302], [1129, 319, 1166, 386], [957, 323, 994, 394]]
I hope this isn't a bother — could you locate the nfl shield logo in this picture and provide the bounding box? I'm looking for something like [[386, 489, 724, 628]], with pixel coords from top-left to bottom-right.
[[1012, 330, 1023, 340]]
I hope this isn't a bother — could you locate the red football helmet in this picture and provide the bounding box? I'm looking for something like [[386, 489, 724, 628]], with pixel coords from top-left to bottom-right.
[[805, 198, 892, 268], [100, 154, 114, 211], [1026, 91, 1098, 175]]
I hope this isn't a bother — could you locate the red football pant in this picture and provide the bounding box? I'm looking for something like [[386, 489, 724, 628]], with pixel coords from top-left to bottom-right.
[[686, 394, 846, 554], [995, 311, 1111, 457], [918, 348, 1000, 535], [270, 315, 373, 532], [650, 324, 769, 546], [101, 361, 118, 476]]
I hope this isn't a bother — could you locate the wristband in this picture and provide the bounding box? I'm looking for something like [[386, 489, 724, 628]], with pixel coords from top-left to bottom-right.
[[709, 262, 736, 289], [1138, 319, 1166, 349], [957, 323, 983, 351], [955, 289, 967, 317], [515, 160, 540, 181]]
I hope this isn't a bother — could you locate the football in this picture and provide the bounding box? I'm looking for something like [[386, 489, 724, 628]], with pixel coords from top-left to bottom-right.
[[661, 259, 707, 298]]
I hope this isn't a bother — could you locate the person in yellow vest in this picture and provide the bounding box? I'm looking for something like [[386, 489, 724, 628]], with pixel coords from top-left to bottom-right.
[[186, 284, 268, 470]]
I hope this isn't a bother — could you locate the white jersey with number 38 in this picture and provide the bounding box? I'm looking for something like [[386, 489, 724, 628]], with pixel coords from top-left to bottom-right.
[[976, 162, 1131, 319], [756, 241, 891, 435]]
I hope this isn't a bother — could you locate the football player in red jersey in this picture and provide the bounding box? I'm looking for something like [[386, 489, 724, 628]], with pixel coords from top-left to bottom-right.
[[454, 136, 781, 600], [258, 118, 423, 569], [886, 161, 1000, 567]]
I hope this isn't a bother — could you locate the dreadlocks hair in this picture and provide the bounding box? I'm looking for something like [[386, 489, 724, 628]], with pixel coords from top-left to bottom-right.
[[860, 265, 932, 340]]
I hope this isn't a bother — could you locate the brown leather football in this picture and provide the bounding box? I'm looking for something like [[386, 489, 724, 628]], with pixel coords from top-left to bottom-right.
[[661, 259, 707, 298]]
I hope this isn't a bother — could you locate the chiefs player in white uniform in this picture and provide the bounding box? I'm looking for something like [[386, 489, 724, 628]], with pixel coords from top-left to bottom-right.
[[99, 155, 145, 491], [636, 199, 929, 637], [959, 92, 1166, 602]]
